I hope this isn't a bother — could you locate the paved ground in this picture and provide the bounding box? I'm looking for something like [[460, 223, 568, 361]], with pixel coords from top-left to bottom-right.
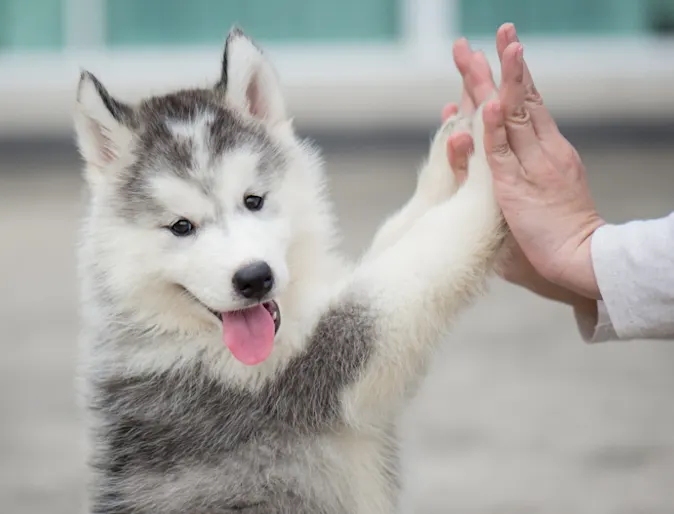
[[1, 133, 674, 513]]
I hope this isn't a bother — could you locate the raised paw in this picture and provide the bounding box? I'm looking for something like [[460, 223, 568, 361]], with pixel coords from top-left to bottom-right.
[[415, 111, 473, 206], [458, 101, 506, 237], [462, 101, 495, 191], [429, 111, 472, 174]]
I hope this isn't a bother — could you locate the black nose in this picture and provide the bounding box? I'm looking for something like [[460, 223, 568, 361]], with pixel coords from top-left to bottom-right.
[[232, 261, 274, 300]]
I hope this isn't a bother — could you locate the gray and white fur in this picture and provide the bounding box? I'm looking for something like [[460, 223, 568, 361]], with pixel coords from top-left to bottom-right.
[[74, 27, 505, 514]]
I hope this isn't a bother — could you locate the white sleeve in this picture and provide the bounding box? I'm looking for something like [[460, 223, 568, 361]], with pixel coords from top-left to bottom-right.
[[574, 212, 674, 342]]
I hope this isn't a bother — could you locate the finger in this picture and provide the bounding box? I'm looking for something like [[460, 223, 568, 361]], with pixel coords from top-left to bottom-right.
[[496, 23, 561, 141], [447, 131, 473, 185], [452, 38, 473, 82], [466, 51, 498, 107], [460, 87, 473, 115], [499, 42, 545, 165], [496, 23, 516, 60], [452, 38, 476, 113], [442, 103, 459, 123], [453, 39, 497, 112], [483, 99, 522, 181]]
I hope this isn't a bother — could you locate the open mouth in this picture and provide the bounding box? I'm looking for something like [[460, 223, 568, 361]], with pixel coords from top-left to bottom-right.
[[217, 300, 281, 366], [178, 285, 281, 366], [209, 300, 281, 335]]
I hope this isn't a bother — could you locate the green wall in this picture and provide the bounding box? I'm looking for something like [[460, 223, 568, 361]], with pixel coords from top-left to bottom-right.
[[2, 0, 673, 52], [105, 0, 400, 46], [0, 0, 63, 50], [459, 0, 649, 37]]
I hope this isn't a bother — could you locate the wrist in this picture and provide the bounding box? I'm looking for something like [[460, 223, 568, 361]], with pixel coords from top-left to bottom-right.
[[550, 216, 605, 300], [524, 273, 594, 308]]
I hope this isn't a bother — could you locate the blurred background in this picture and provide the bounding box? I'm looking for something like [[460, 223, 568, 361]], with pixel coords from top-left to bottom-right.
[[2, 1, 674, 513]]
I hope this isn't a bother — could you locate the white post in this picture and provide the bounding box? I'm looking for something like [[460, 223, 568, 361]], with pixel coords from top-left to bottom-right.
[[402, 0, 451, 69], [64, 0, 106, 50], [445, 0, 461, 40]]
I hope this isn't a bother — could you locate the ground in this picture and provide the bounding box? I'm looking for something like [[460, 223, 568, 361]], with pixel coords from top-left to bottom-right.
[[1, 132, 673, 513]]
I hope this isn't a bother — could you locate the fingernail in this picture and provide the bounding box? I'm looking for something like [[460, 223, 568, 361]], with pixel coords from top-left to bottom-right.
[[516, 44, 524, 62]]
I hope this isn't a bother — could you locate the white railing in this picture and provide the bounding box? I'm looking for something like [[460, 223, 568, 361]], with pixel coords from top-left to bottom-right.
[[1, 0, 674, 137]]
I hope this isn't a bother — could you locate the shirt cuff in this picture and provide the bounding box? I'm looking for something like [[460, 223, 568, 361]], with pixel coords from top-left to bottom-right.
[[591, 216, 674, 340], [574, 299, 618, 343]]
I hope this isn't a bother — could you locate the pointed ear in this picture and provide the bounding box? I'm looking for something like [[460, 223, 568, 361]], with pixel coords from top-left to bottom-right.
[[74, 71, 135, 172], [218, 28, 287, 125]]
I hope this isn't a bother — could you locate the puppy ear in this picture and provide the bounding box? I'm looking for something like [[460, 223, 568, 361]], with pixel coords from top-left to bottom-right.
[[74, 71, 135, 174], [218, 27, 287, 125]]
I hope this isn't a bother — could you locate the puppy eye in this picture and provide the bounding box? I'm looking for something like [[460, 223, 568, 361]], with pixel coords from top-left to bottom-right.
[[244, 194, 264, 211], [168, 218, 195, 237]]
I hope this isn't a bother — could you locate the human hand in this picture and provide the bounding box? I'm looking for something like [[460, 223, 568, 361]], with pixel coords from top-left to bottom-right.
[[445, 23, 605, 300], [497, 234, 598, 320], [442, 33, 572, 304]]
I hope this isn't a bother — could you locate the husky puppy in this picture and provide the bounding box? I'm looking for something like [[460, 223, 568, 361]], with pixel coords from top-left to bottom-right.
[[75, 27, 504, 514]]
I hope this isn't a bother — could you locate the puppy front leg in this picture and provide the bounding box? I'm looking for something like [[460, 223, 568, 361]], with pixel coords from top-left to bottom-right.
[[361, 112, 472, 262], [340, 104, 504, 424]]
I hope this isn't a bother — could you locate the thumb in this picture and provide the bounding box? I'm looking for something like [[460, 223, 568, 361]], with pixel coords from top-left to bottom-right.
[[447, 132, 474, 186], [442, 103, 459, 123]]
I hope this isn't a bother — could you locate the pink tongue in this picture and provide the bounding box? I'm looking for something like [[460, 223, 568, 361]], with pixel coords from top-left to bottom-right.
[[221, 304, 275, 365]]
